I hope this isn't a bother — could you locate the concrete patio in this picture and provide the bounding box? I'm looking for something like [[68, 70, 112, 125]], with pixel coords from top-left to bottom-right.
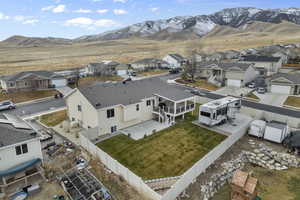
[[120, 120, 171, 140]]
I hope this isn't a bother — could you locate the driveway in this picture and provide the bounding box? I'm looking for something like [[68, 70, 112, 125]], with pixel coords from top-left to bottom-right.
[[213, 87, 252, 97], [254, 92, 288, 107]]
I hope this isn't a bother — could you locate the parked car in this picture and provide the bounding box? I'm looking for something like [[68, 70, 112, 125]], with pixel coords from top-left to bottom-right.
[[169, 68, 181, 74], [0, 100, 16, 111], [257, 87, 266, 94], [247, 82, 256, 89]]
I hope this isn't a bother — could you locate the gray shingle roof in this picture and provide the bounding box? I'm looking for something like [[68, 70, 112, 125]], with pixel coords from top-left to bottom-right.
[[219, 62, 253, 71], [169, 54, 185, 62], [271, 73, 300, 85], [0, 114, 37, 148], [1, 71, 62, 82], [78, 78, 194, 109], [241, 55, 281, 63]]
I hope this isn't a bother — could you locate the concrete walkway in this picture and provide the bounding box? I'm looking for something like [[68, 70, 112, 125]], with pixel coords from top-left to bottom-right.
[[255, 92, 288, 107], [120, 120, 171, 140]]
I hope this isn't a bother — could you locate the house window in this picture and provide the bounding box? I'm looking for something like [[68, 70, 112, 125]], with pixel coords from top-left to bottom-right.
[[9, 83, 14, 87], [107, 109, 115, 118], [146, 100, 151, 106], [78, 105, 82, 112], [136, 104, 140, 111], [72, 117, 75, 122], [15, 144, 28, 155], [111, 125, 117, 133]]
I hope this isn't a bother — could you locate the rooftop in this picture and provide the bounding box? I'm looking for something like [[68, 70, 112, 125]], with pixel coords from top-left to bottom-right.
[[271, 73, 300, 84], [78, 78, 194, 109], [132, 58, 168, 65], [168, 54, 185, 62], [241, 55, 281, 63], [267, 121, 287, 130], [0, 114, 38, 148], [1, 70, 62, 82], [202, 96, 240, 109]]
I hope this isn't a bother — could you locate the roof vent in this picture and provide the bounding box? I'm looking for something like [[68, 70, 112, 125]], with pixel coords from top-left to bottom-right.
[[96, 103, 101, 107], [30, 132, 37, 136]]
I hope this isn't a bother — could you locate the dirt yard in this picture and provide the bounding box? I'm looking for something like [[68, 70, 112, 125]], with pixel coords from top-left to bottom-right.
[[29, 182, 67, 200], [0, 89, 57, 103], [180, 135, 300, 200]]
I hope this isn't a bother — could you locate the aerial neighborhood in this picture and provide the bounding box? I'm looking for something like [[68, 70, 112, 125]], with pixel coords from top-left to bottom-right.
[[1, 4, 300, 200]]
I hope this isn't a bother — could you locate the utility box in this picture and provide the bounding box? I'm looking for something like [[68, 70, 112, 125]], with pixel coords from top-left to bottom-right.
[[264, 121, 289, 143], [248, 120, 266, 138]]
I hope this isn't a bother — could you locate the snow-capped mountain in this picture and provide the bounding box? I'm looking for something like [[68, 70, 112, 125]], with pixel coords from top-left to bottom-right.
[[76, 7, 300, 41]]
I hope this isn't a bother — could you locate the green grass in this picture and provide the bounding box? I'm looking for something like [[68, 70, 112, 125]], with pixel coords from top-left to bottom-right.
[[97, 108, 226, 180], [246, 92, 260, 100], [40, 110, 68, 127], [284, 96, 300, 108]]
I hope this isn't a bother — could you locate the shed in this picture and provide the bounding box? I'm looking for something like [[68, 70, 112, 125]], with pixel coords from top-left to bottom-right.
[[264, 121, 289, 143], [248, 120, 266, 138]]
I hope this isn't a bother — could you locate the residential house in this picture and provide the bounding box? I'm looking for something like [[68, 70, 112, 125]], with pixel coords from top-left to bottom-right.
[[163, 54, 186, 69], [239, 55, 282, 76], [270, 73, 300, 95], [131, 58, 170, 71], [65, 78, 196, 137], [0, 114, 44, 195], [0, 71, 67, 93], [195, 62, 258, 87], [272, 52, 289, 64], [116, 64, 130, 76], [85, 61, 120, 76], [204, 52, 225, 62]]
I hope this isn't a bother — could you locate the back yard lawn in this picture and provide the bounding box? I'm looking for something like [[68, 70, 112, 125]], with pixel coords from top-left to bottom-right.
[[97, 110, 226, 180], [284, 96, 300, 108], [176, 79, 219, 91], [0, 90, 57, 103], [212, 166, 300, 200]]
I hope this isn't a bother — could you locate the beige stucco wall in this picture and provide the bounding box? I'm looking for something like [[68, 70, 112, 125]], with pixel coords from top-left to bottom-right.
[[97, 97, 155, 135], [65, 89, 99, 129]]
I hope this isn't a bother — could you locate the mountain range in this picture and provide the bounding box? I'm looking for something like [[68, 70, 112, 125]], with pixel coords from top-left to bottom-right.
[[2, 7, 300, 46]]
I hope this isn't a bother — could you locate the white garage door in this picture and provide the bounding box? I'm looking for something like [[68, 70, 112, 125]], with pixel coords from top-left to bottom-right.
[[52, 79, 67, 88], [227, 79, 241, 87], [271, 85, 291, 94], [117, 70, 127, 76]]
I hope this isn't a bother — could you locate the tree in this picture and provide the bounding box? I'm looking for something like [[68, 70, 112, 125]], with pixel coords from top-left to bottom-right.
[[183, 50, 197, 81]]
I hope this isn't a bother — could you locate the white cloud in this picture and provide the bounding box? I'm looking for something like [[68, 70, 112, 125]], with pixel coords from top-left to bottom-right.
[[0, 13, 9, 20], [113, 0, 127, 3], [14, 15, 26, 22], [74, 8, 92, 13], [42, 4, 66, 13], [41, 5, 54, 11], [97, 9, 108, 14], [113, 9, 128, 15], [150, 7, 159, 12], [65, 17, 118, 28], [23, 19, 39, 25], [53, 4, 66, 13]]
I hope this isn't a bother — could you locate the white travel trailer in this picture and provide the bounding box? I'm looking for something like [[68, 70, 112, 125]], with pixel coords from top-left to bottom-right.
[[248, 120, 266, 138], [198, 96, 241, 126], [264, 121, 289, 143]]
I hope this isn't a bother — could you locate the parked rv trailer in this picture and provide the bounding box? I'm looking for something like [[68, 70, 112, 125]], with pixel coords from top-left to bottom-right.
[[248, 120, 266, 138], [198, 96, 241, 126]]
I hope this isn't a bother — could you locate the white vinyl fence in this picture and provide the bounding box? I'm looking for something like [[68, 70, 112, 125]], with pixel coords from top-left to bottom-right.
[[80, 133, 162, 200], [161, 123, 248, 200]]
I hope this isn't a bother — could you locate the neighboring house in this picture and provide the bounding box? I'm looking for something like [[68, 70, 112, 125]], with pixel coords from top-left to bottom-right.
[[85, 61, 120, 76], [239, 55, 282, 76], [0, 114, 44, 195], [204, 52, 225, 62], [195, 62, 258, 87], [272, 52, 289, 64], [116, 64, 130, 76], [0, 71, 67, 92], [163, 54, 186, 69], [131, 58, 169, 71], [65, 78, 195, 136], [270, 73, 300, 95]]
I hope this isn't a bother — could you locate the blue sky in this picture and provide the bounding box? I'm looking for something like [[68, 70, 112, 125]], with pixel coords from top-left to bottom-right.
[[0, 0, 299, 40]]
